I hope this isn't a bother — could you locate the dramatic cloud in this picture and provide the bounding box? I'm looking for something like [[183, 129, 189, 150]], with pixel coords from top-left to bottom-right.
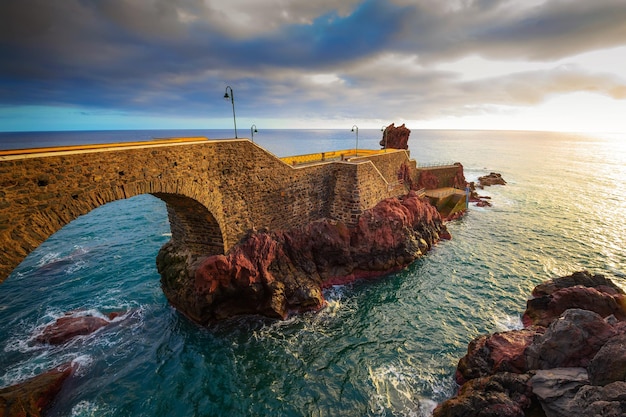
[[1, 0, 626, 130]]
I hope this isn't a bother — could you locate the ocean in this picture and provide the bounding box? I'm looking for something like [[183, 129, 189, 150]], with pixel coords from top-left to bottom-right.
[[0, 129, 625, 416]]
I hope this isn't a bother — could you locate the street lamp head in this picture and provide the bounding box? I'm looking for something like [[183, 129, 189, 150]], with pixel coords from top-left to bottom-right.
[[223, 85, 237, 138]]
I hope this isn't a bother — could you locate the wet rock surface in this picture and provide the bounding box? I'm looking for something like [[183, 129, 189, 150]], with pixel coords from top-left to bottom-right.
[[467, 172, 507, 207], [435, 271, 626, 417], [0, 363, 74, 417], [158, 191, 449, 323], [35, 311, 125, 345]]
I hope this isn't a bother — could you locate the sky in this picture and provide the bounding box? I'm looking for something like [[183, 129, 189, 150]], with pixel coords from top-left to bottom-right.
[[1, 0, 626, 132]]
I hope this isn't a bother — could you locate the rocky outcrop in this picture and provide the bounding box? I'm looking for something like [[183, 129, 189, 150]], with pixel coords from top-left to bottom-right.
[[523, 271, 626, 327], [158, 191, 449, 324], [35, 311, 124, 345], [0, 363, 74, 417], [434, 372, 535, 417], [467, 172, 506, 207], [434, 271, 626, 417], [380, 123, 411, 150], [477, 172, 507, 188]]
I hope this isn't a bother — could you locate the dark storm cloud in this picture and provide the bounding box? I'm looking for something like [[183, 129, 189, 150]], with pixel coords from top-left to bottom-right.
[[1, 0, 625, 122], [447, 0, 626, 61]]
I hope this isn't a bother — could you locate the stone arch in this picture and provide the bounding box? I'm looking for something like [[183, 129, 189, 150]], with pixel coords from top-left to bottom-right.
[[0, 180, 225, 282], [152, 193, 224, 257]]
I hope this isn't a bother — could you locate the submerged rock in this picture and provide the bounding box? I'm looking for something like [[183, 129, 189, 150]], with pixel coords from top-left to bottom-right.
[[35, 311, 124, 345], [0, 363, 74, 417], [158, 191, 449, 323]]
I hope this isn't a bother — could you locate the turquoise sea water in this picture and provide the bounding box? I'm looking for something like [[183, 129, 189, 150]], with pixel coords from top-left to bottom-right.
[[1, 129, 625, 416]]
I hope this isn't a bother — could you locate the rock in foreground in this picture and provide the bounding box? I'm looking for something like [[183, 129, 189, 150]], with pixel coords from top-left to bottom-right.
[[0, 363, 74, 417], [435, 271, 626, 417], [158, 191, 449, 324]]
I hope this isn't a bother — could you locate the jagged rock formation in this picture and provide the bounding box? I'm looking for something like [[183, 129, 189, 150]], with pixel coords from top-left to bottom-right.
[[468, 172, 506, 207], [434, 271, 626, 417], [478, 172, 507, 188], [381, 123, 411, 150], [158, 191, 450, 323], [0, 363, 75, 417]]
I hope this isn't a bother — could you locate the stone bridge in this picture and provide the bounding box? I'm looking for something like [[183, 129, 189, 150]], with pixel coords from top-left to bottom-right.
[[0, 137, 419, 282]]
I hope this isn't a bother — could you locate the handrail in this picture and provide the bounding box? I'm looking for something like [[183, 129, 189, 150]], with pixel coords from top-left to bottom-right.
[[418, 161, 459, 168]]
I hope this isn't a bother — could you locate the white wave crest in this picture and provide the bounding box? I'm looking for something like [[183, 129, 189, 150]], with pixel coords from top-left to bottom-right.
[[70, 400, 115, 417], [368, 364, 441, 417], [493, 314, 523, 332], [71, 354, 94, 376]]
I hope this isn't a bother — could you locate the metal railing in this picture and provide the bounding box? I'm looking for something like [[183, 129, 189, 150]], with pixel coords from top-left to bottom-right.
[[417, 161, 458, 168]]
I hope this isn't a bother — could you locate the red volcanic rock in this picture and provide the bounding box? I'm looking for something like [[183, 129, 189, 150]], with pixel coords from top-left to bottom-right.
[[452, 163, 467, 190], [531, 270, 625, 298], [433, 372, 533, 417], [35, 312, 120, 345], [0, 363, 74, 417], [440, 273, 626, 417], [525, 308, 616, 370], [159, 191, 448, 323], [380, 123, 411, 150], [456, 328, 540, 385], [572, 381, 626, 416], [417, 170, 439, 190], [477, 172, 506, 188], [587, 333, 626, 386], [522, 285, 626, 328]]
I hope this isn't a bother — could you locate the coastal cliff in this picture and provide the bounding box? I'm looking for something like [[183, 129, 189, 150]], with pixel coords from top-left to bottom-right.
[[434, 271, 626, 417], [157, 191, 450, 323]]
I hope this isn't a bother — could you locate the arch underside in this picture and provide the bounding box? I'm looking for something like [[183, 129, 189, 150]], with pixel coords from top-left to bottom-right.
[[152, 193, 225, 257], [0, 191, 225, 283]]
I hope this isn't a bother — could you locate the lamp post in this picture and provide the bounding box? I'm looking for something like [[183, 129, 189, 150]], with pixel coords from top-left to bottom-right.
[[351, 125, 359, 157], [381, 125, 388, 152], [223, 85, 238, 138], [251, 124, 258, 142]]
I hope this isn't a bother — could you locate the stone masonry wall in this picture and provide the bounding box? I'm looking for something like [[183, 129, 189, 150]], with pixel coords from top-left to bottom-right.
[[0, 139, 417, 282]]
